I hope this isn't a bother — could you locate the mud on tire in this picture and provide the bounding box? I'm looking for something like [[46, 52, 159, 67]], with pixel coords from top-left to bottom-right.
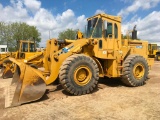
[[59, 54, 99, 95], [121, 55, 149, 87]]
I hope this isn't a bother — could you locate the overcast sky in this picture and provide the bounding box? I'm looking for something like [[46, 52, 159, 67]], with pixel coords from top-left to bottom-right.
[[0, 0, 160, 46]]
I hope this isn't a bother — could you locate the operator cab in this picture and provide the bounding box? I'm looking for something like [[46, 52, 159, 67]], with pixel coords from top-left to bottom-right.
[[18, 40, 36, 59], [86, 14, 121, 39], [21, 42, 36, 52], [86, 14, 121, 59]]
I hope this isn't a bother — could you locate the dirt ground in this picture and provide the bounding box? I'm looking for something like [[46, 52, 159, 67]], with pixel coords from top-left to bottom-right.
[[0, 61, 160, 120]]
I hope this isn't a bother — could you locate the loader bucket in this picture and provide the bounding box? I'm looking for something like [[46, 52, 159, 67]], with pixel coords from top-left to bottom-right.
[[1, 66, 13, 79], [5, 58, 46, 108]]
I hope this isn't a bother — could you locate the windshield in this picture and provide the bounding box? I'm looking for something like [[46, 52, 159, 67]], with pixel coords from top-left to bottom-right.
[[152, 45, 157, 50], [86, 17, 102, 38], [22, 43, 28, 52], [30, 43, 36, 52]]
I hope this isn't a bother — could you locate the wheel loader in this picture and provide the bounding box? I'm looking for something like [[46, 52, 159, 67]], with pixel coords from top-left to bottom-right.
[[0, 45, 9, 67], [148, 43, 160, 61], [5, 13, 154, 108], [1, 40, 44, 78]]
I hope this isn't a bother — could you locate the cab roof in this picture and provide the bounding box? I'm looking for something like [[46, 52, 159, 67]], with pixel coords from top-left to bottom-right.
[[87, 13, 121, 23]]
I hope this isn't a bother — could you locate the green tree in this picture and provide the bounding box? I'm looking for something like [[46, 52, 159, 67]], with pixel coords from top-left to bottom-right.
[[0, 22, 41, 51], [12, 22, 41, 50], [58, 29, 77, 40], [122, 35, 128, 39], [0, 22, 6, 44], [122, 35, 141, 40]]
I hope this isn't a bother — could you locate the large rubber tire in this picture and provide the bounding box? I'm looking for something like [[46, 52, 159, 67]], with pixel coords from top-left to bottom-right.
[[59, 54, 99, 95], [121, 55, 149, 87]]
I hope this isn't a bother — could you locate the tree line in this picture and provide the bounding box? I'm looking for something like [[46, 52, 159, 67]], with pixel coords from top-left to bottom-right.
[[0, 21, 83, 52], [0, 22, 41, 51]]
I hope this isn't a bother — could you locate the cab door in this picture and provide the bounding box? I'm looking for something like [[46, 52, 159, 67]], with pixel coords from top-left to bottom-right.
[[18, 42, 29, 59], [103, 21, 115, 59]]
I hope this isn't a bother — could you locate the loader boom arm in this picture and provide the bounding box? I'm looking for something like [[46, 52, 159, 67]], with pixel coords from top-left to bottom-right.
[[5, 39, 89, 108], [44, 39, 89, 84]]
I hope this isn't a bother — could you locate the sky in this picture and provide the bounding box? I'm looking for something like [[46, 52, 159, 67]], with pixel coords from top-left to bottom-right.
[[0, 0, 160, 47]]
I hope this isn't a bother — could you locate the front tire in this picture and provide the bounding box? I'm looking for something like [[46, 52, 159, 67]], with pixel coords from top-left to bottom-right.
[[121, 55, 149, 87], [59, 54, 99, 95]]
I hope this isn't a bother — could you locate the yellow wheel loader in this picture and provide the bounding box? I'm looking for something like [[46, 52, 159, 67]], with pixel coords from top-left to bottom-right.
[[148, 43, 160, 60], [1, 40, 44, 78], [0, 45, 10, 67], [5, 13, 154, 108]]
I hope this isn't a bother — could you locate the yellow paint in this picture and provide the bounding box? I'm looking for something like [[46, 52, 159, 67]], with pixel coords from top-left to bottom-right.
[[133, 63, 145, 80], [74, 66, 92, 86]]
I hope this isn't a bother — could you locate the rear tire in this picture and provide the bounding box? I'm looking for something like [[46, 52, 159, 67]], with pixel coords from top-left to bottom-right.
[[121, 55, 149, 87], [59, 54, 99, 95]]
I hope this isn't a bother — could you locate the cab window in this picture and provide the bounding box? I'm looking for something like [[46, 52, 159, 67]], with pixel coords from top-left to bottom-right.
[[114, 23, 118, 39], [30, 43, 35, 52], [104, 21, 112, 38], [22, 43, 28, 52], [92, 18, 103, 38], [99, 40, 102, 49]]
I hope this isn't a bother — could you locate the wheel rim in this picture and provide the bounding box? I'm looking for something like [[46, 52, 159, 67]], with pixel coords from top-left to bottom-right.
[[133, 63, 145, 80], [74, 66, 92, 86]]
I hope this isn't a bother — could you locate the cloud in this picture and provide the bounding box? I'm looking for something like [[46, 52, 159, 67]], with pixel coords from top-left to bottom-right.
[[0, 0, 86, 47], [24, 0, 41, 13], [95, 9, 105, 14], [118, 0, 160, 18], [31, 9, 86, 45], [121, 11, 160, 45], [0, 0, 28, 22]]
